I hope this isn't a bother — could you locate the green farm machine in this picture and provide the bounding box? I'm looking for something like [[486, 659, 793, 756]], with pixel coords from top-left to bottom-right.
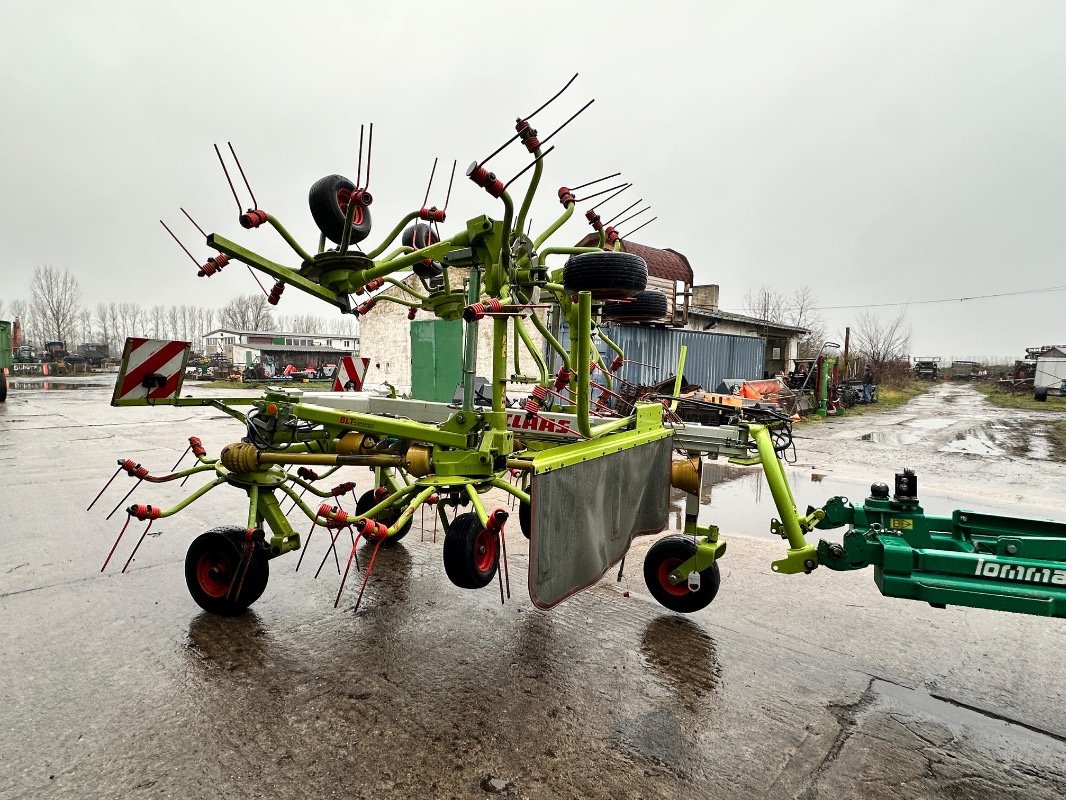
[[90, 78, 1066, 621]]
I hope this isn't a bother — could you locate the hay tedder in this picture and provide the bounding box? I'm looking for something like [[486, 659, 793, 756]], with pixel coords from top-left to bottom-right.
[[90, 78, 1066, 620]]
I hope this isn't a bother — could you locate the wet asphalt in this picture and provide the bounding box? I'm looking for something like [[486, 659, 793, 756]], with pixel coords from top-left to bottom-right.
[[1, 379, 1065, 799]]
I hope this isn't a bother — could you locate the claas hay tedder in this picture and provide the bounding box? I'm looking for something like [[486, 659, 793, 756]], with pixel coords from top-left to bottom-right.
[[89, 77, 1066, 621]]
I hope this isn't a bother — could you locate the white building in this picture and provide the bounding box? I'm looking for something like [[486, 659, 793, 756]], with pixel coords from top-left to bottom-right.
[[203, 328, 358, 373]]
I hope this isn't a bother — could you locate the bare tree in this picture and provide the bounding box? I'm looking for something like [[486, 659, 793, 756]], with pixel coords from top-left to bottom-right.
[[220, 294, 275, 331], [787, 287, 827, 359], [744, 286, 787, 325], [30, 266, 83, 344], [850, 309, 911, 369]]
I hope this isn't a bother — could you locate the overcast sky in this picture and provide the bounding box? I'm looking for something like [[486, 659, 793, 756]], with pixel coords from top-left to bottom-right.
[[2, 1, 1064, 360]]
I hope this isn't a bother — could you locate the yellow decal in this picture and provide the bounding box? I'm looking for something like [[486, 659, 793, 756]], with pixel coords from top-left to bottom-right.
[[889, 518, 914, 530]]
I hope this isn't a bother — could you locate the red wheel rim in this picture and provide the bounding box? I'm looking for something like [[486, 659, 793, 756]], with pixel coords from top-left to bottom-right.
[[336, 188, 364, 225], [196, 550, 233, 598], [657, 557, 689, 597], [473, 529, 498, 574]]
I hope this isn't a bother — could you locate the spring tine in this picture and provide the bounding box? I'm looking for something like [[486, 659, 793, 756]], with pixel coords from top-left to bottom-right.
[[539, 98, 595, 148], [106, 479, 143, 521], [170, 444, 192, 473], [364, 123, 374, 189], [422, 157, 438, 209], [605, 199, 642, 226], [288, 486, 308, 515], [502, 146, 556, 192], [497, 547, 505, 605], [525, 72, 578, 120], [355, 125, 364, 189], [101, 515, 133, 572], [295, 520, 316, 571], [87, 465, 123, 511], [500, 527, 510, 600], [245, 265, 270, 297], [228, 534, 254, 601], [575, 181, 627, 204], [227, 142, 258, 209], [120, 519, 154, 573], [160, 220, 204, 269], [615, 205, 651, 229], [214, 143, 243, 213], [477, 132, 522, 169], [180, 208, 208, 238], [442, 160, 457, 211], [331, 528, 342, 574], [313, 525, 341, 579], [350, 537, 385, 612], [569, 172, 621, 193], [334, 531, 366, 608], [622, 216, 658, 240], [595, 183, 632, 211]]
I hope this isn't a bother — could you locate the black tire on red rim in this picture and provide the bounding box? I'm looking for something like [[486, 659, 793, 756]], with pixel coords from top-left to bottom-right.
[[643, 535, 721, 613], [442, 512, 499, 589], [184, 527, 269, 616], [308, 174, 373, 245], [355, 489, 412, 546]]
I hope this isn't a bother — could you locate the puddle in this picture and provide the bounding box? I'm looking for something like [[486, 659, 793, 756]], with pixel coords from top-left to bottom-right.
[[902, 417, 956, 431], [8, 381, 109, 391], [861, 430, 924, 445], [671, 464, 1035, 541]]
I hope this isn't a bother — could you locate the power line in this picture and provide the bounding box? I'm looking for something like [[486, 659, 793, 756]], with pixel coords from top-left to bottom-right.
[[721, 282, 1066, 314]]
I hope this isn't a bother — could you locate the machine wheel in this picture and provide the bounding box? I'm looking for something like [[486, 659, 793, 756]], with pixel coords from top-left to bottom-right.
[[401, 222, 438, 250], [355, 490, 412, 546], [0, 372, 7, 402], [185, 527, 269, 616], [643, 535, 720, 614], [601, 290, 669, 322], [1035, 387, 1048, 402], [443, 512, 498, 589], [309, 174, 373, 245], [562, 251, 647, 299], [518, 500, 531, 539]]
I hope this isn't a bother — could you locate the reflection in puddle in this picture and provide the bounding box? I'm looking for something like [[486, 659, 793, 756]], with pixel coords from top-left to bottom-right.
[[671, 465, 1027, 541], [9, 380, 109, 391], [640, 616, 721, 699]]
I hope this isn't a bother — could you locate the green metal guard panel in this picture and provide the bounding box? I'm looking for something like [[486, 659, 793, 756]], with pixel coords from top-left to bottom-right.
[[410, 319, 463, 403]]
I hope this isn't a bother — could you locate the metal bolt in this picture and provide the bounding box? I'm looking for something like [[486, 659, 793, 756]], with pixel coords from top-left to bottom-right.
[[1006, 544, 1018, 555]]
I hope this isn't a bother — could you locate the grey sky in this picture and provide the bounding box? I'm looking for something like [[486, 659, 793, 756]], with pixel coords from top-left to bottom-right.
[[2, 1, 1063, 360]]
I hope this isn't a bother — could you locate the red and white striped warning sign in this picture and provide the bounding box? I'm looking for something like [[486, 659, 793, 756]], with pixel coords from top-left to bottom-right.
[[111, 338, 191, 406], [333, 355, 370, 392]]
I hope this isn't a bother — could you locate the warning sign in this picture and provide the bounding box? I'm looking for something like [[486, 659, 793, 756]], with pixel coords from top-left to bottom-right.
[[111, 338, 191, 406], [333, 355, 370, 392]]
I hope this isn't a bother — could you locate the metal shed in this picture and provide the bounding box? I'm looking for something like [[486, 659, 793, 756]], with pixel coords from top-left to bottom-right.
[[1035, 347, 1066, 396], [549, 322, 765, 391]]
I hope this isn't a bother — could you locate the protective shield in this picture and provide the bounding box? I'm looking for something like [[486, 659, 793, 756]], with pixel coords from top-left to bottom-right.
[[111, 338, 191, 406], [528, 434, 672, 609]]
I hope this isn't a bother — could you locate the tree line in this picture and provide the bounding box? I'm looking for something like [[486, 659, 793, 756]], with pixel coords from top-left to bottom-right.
[[0, 266, 357, 357]]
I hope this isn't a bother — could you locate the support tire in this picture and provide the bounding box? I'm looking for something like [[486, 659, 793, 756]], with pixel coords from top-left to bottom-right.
[[443, 512, 498, 589], [562, 251, 647, 299], [309, 174, 373, 245], [355, 489, 412, 546], [643, 535, 720, 613], [185, 527, 269, 616], [0, 372, 6, 402], [601, 290, 669, 322]]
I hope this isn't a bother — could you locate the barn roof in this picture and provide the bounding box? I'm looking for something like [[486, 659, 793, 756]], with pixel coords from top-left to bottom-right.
[[574, 235, 694, 285]]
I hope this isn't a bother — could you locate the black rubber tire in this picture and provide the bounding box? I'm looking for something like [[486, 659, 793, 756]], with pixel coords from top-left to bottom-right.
[[309, 174, 373, 245], [562, 251, 647, 299], [443, 512, 498, 589], [185, 527, 269, 616], [355, 489, 412, 546], [601, 290, 669, 321], [1035, 387, 1048, 402], [518, 500, 531, 540], [0, 372, 7, 402], [643, 535, 720, 614], [401, 222, 438, 250]]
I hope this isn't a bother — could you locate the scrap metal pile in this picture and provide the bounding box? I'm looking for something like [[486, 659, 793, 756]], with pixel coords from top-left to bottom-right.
[[89, 77, 1066, 621]]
